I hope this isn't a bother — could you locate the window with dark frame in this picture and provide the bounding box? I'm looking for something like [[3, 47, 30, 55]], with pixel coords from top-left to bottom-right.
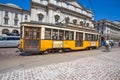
[[15, 13, 18, 19], [59, 30, 64, 40], [86, 23, 89, 27], [38, 14, 44, 22], [65, 31, 69, 40], [69, 31, 74, 40], [54, 15, 60, 23], [4, 18, 9, 24], [80, 21, 84, 26], [52, 29, 58, 40], [45, 28, 51, 39], [14, 20, 18, 26], [4, 11, 8, 17], [25, 15, 28, 20], [85, 33, 88, 41], [85, 33, 92, 41], [73, 19, 77, 25]]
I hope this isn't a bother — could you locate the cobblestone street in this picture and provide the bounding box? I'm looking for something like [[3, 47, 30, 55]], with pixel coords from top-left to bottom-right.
[[0, 48, 120, 80]]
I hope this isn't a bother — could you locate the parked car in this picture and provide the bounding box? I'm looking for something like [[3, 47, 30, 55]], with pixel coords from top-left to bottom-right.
[[0, 36, 20, 48]]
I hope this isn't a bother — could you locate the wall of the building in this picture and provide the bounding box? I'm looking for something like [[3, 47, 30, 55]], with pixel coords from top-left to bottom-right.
[[95, 20, 120, 40], [31, 0, 94, 28], [0, 5, 30, 35]]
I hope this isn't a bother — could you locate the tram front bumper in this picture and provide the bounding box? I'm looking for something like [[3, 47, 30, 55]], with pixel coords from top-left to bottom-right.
[[19, 48, 40, 55]]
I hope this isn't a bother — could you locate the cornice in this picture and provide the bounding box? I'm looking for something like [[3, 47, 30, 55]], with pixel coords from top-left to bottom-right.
[[60, 0, 92, 14], [31, 2, 47, 10], [31, 1, 93, 19], [49, 3, 92, 19]]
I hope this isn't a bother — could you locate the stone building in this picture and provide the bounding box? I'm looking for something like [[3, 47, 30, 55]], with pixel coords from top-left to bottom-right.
[[0, 3, 30, 35], [95, 19, 120, 40], [31, 0, 94, 28]]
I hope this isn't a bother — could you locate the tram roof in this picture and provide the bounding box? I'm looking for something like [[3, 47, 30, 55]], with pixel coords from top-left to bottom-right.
[[21, 21, 99, 34]]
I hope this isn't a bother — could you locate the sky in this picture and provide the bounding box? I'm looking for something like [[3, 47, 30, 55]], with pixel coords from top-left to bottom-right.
[[0, 0, 120, 21]]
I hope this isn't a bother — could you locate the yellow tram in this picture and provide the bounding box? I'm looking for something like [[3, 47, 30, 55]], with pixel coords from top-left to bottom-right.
[[19, 22, 100, 54]]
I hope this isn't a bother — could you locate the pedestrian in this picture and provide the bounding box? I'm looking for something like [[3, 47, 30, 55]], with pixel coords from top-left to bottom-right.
[[101, 38, 111, 52], [101, 39, 106, 47], [105, 39, 111, 52]]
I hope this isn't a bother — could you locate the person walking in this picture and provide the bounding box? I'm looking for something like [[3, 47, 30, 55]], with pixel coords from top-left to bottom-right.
[[105, 40, 111, 51]]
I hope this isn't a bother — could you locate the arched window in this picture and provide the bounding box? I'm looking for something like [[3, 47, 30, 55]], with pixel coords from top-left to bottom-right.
[[12, 30, 19, 34], [80, 21, 84, 27], [2, 29, 9, 34], [86, 23, 89, 27], [73, 19, 77, 25], [38, 13, 44, 22], [65, 17, 70, 24], [54, 15, 60, 23]]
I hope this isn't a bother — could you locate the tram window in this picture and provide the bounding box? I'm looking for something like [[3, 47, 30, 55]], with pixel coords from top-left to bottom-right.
[[95, 35, 98, 41], [33, 32, 36, 38], [69, 31, 74, 40], [85, 33, 92, 41], [26, 28, 29, 31], [94, 35, 96, 41], [45, 28, 51, 39], [25, 28, 30, 38], [65, 31, 69, 40], [30, 31, 33, 38], [85, 33, 88, 41], [85, 33, 91, 41], [52, 29, 58, 40], [59, 30, 64, 40], [92, 34, 97, 41], [25, 31, 29, 38], [91, 34, 94, 41], [37, 32, 40, 38]]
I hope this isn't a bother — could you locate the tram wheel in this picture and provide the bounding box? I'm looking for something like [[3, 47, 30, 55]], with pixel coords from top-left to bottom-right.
[[89, 47, 93, 50], [58, 49, 63, 53], [43, 50, 49, 54]]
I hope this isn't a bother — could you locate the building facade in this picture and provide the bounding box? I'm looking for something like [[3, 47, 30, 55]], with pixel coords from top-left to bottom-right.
[[0, 3, 30, 35], [31, 0, 94, 28], [95, 19, 120, 40]]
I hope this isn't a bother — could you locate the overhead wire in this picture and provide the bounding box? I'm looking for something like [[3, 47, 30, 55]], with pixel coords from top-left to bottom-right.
[[88, 0, 95, 14]]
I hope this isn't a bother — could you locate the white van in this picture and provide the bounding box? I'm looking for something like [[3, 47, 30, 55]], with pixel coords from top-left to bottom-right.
[[0, 36, 20, 48]]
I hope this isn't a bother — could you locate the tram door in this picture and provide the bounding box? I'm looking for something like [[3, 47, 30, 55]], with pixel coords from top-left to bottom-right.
[[24, 27, 41, 49], [76, 32, 83, 47]]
